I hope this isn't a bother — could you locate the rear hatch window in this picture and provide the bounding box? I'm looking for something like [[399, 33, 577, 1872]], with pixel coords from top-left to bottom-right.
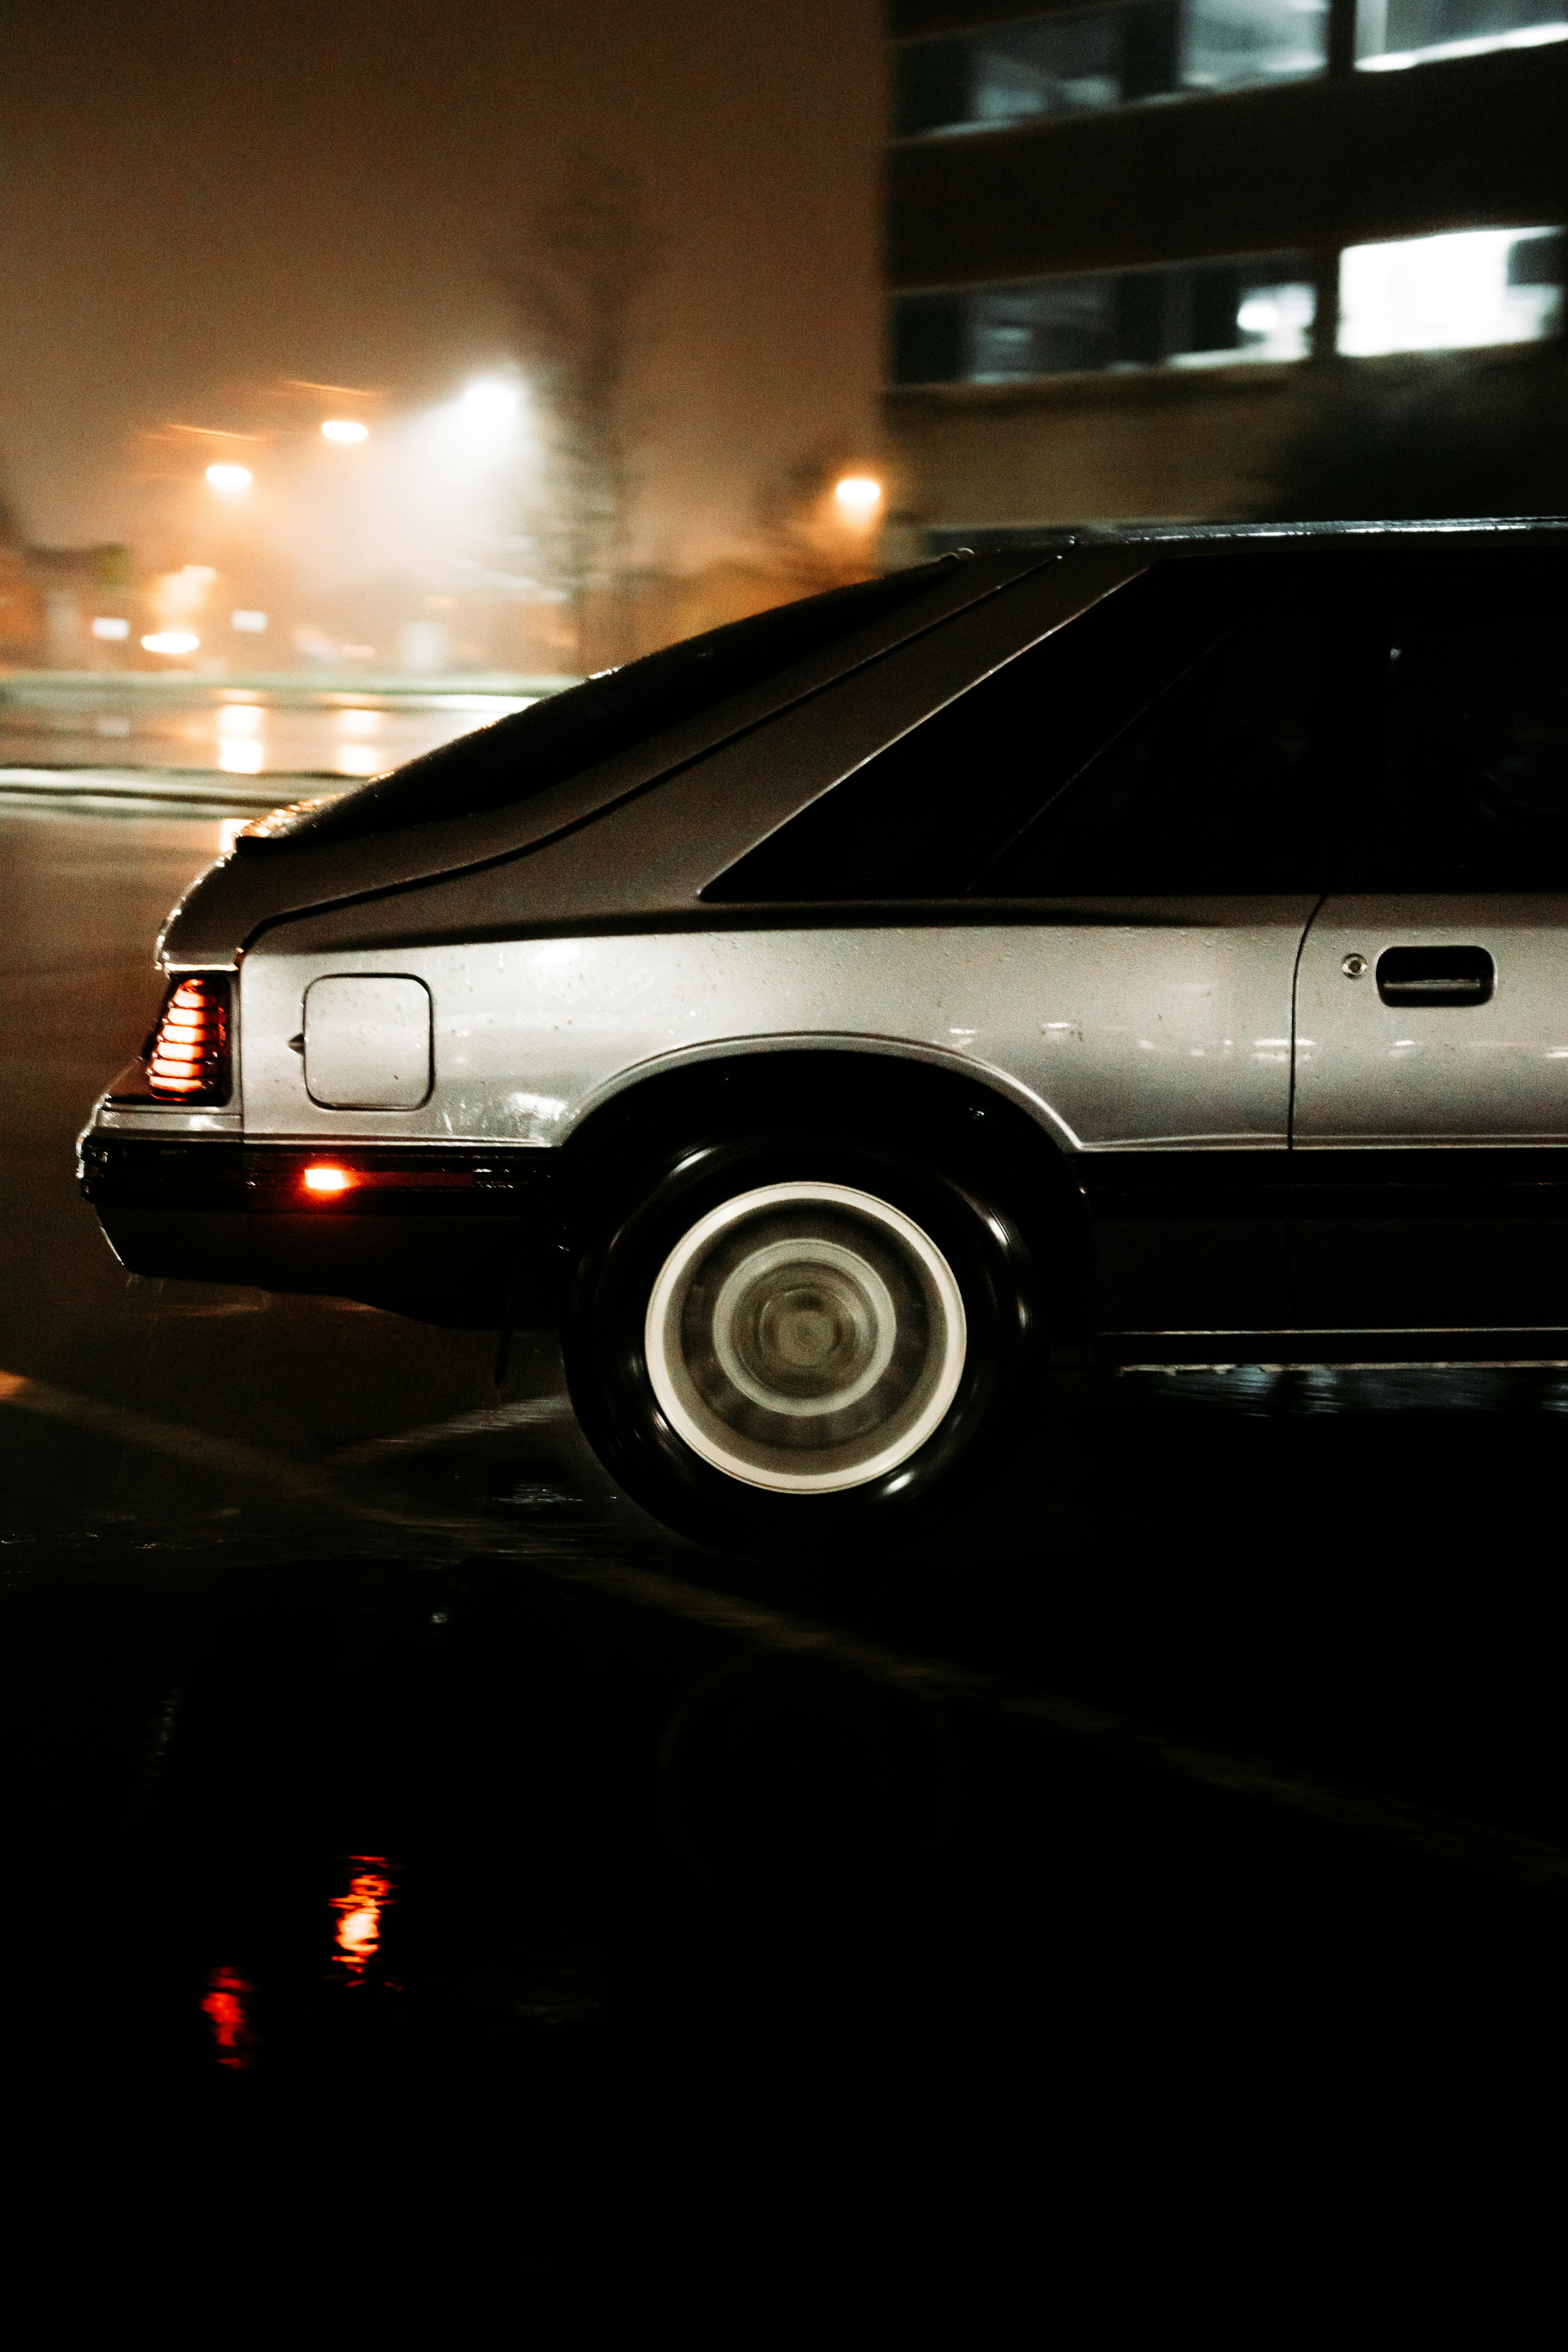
[[266, 561, 963, 851]]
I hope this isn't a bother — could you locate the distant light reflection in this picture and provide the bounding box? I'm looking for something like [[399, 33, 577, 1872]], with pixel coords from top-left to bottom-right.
[[202, 1965, 258, 2070], [333, 1857, 395, 1979], [215, 705, 265, 772], [333, 744, 384, 776]]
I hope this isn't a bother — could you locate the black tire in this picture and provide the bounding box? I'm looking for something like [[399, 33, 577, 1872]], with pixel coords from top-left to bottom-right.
[[562, 1122, 1040, 1553]]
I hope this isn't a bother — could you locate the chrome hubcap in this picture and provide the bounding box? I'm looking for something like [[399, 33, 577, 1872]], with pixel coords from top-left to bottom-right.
[[644, 1181, 967, 1494]]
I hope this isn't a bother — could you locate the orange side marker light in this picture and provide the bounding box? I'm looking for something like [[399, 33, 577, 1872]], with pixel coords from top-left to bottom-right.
[[302, 1165, 355, 1196]]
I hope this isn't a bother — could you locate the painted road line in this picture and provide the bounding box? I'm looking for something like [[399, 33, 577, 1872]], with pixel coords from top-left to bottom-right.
[[328, 1395, 574, 1467], [0, 1368, 452, 1534]]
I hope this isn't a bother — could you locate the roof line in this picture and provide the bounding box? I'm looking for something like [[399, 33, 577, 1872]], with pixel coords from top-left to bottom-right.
[[930, 515, 1568, 548]]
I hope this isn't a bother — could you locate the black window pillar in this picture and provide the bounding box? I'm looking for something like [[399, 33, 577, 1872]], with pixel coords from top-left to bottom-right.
[[1308, 248, 1342, 360], [1327, 0, 1359, 76], [1121, 0, 1182, 100]]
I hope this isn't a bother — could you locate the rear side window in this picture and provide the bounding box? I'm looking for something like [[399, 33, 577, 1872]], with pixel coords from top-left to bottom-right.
[[707, 559, 1329, 901], [1334, 557, 1568, 890], [974, 602, 1327, 895], [277, 561, 963, 850]]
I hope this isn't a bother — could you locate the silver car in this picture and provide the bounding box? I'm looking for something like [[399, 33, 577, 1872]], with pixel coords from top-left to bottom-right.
[[80, 520, 1568, 1545]]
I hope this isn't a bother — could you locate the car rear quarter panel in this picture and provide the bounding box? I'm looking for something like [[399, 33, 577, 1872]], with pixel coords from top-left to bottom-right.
[[239, 908, 1314, 1152]]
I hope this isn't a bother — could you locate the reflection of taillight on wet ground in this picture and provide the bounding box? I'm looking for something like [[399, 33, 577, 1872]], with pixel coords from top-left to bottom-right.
[[201, 1965, 258, 2070], [333, 1857, 397, 1981], [147, 975, 231, 1103]]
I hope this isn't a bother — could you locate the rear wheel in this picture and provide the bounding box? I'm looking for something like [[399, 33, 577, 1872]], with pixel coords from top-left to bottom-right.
[[563, 1127, 1039, 1552]]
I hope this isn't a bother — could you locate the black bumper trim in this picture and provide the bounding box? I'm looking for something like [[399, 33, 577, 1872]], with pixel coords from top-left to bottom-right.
[[80, 1135, 568, 1328], [81, 1135, 563, 1217], [1100, 1328, 1568, 1367]]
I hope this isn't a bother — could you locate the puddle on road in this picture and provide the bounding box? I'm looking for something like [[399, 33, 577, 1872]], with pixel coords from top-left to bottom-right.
[[201, 1966, 259, 2072]]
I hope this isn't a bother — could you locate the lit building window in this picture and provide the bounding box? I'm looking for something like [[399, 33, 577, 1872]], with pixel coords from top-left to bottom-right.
[[891, 253, 1315, 385], [1356, 0, 1568, 71], [1181, 0, 1331, 88], [1337, 225, 1565, 353], [892, 0, 1327, 138]]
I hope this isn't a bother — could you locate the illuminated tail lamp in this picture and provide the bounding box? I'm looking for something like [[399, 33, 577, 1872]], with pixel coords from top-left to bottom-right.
[[146, 975, 231, 1103], [302, 1165, 356, 1196]]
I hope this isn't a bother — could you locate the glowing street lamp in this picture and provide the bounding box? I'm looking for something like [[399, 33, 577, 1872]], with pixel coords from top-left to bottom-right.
[[321, 418, 369, 443], [460, 377, 520, 423], [834, 475, 883, 520], [205, 462, 253, 493]]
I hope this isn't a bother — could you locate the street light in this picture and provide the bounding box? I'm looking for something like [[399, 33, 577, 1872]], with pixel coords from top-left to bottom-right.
[[205, 463, 253, 493], [460, 377, 519, 423], [834, 475, 883, 519], [321, 419, 369, 443]]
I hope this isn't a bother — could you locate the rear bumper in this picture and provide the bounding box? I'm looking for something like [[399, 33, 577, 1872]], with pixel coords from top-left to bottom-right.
[[78, 1135, 569, 1328]]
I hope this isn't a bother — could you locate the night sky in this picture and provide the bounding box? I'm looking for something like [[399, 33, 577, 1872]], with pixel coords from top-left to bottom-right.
[[0, 0, 883, 574]]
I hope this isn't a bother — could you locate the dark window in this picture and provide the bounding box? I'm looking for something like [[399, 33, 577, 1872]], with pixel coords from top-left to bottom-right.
[[1122, 0, 1181, 97], [1187, 262, 1245, 356], [269, 562, 963, 852], [1509, 228, 1566, 287], [889, 253, 1313, 386], [891, 294, 965, 387], [892, 37, 971, 136], [706, 562, 1327, 904], [972, 278, 1114, 377], [975, 605, 1328, 894], [1114, 272, 1167, 367], [889, 0, 1320, 141], [1335, 559, 1568, 890]]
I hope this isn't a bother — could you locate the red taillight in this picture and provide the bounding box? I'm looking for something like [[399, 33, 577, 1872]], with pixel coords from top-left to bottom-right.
[[147, 975, 231, 1103]]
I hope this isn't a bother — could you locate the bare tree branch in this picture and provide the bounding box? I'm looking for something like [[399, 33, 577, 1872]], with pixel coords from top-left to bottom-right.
[[496, 153, 663, 665]]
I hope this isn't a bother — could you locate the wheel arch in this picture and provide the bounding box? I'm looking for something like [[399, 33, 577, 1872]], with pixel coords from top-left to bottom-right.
[[557, 1038, 1095, 1339]]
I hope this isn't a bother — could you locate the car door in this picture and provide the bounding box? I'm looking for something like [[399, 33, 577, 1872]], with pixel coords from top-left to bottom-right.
[[964, 558, 1344, 1337], [1291, 548, 1568, 1337]]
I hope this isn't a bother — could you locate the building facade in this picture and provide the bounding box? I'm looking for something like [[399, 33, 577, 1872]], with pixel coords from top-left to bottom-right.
[[881, 0, 1568, 545], [0, 499, 135, 668]]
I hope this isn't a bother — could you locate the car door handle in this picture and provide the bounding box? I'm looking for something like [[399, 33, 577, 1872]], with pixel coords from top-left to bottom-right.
[[1375, 947, 1494, 1006]]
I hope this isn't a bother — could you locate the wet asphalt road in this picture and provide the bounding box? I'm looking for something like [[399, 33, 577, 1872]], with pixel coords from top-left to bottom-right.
[[3, 795, 1564, 2299]]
